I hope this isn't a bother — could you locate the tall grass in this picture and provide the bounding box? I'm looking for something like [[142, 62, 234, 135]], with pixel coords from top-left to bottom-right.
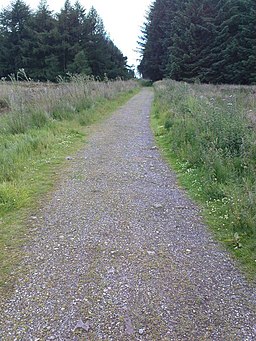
[[0, 74, 136, 133], [153, 80, 256, 276], [0, 76, 139, 292], [0, 75, 138, 215]]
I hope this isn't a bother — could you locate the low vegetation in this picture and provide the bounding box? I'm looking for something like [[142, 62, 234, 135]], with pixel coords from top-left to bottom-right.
[[152, 80, 256, 278], [0, 76, 139, 293]]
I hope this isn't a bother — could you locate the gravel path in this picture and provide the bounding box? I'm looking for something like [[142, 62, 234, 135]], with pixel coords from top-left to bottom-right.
[[0, 88, 255, 340]]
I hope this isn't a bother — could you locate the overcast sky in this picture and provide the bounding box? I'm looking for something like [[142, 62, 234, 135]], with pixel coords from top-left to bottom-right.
[[0, 0, 153, 68]]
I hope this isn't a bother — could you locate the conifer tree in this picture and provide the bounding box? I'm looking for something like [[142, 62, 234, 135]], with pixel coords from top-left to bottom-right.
[[244, 0, 256, 84], [0, 0, 32, 76], [26, 0, 58, 80], [139, 0, 256, 84], [138, 0, 177, 81], [0, 0, 131, 80], [167, 0, 218, 82]]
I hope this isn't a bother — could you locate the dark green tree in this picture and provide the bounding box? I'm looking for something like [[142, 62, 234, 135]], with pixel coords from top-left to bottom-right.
[[103, 38, 129, 79], [214, 0, 256, 84], [83, 7, 109, 77], [139, 0, 256, 84], [138, 0, 177, 81], [67, 50, 92, 75], [0, 0, 132, 80], [56, 0, 80, 73], [25, 0, 59, 80], [167, 0, 219, 82], [243, 0, 256, 84], [84, 7, 129, 79], [0, 0, 32, 76]]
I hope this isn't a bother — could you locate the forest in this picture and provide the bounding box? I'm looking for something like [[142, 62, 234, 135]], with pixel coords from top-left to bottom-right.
[[0, 0, 133, 81], [138, 0, 256, 84]]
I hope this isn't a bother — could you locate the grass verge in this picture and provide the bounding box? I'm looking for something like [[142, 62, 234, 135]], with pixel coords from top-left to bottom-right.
[[152, 80, 256, 280], [0, 83, 140, 298]]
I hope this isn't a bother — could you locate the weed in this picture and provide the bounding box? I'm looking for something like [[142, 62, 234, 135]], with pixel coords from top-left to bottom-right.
[[152, 80, 256, 278], [0, 77, 139, 296]]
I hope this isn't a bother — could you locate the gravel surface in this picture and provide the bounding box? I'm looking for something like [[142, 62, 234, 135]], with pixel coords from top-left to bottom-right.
[[0, 88, 255, 340]]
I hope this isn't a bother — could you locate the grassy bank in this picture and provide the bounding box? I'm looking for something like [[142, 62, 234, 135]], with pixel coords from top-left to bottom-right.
[[0, 76, 139, 293], [152, 80, 256, 278]]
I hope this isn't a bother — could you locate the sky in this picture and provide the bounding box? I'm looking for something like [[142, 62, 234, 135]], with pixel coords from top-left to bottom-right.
[[0, 0, 153, 68]]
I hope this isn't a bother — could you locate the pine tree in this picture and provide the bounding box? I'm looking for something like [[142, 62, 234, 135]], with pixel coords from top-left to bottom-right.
[[244, 0, 256, 84], [167, 0, 219, 82], [0, 0, 32, 76], [83, 7, 108, 77], [56, 0, 79, 73], [0, 18, 8, 77], [0, 0, 133, 80], [25, 0, 59, 80], [103, 38, 129, 79], [224, 0, 256, 84], [138, 0, 177, 81], [139, 0, 256, 84], [82, 7, 127, 79], [67, 50, 92, 75]]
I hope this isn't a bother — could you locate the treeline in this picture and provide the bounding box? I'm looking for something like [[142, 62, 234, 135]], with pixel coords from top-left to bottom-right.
[[0, 0, 133, 81], [138, 0, 256, 84]]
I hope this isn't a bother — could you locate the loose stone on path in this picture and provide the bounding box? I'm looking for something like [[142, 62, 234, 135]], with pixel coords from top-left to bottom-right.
[[0, 89, 255, 340]]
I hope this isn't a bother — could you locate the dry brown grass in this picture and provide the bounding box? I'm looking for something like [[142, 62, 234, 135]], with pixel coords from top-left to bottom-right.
[[0, 75, 137, 118]]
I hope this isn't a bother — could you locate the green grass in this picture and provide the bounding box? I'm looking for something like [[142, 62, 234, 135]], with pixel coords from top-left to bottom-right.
[[152, 80, 256, 280], [0, 80, 140, 297]]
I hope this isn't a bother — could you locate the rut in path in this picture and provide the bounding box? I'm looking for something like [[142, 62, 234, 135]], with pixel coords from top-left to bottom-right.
[[0, 88, 255, 340]]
